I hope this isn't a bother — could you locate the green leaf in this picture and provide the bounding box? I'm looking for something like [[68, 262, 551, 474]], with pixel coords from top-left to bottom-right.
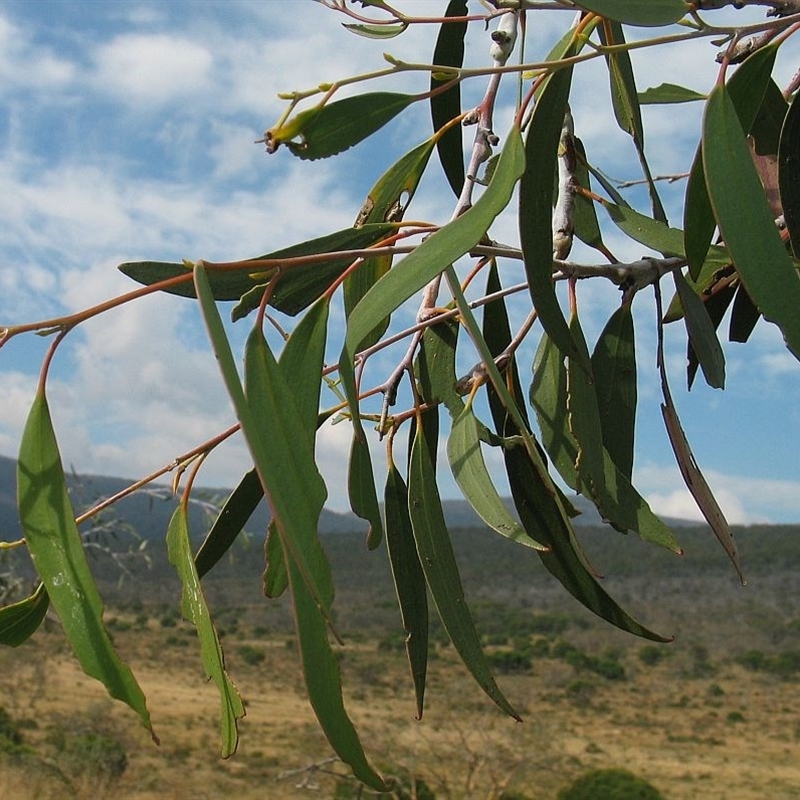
[[384, 461, 428, 719], [271, 92, 416, 161], [447, 405, 546, 550], [17, 393, 154, 736], [779, 89, 800, 257], [167, 504, 244, 757], [348, 138, 436, 348], [348, 434, 383, 550], [574, 0, 689, 26], [572, 138, 607, 254], [638, 83, 706, 104], [195, 469, 263, 579], [0, 583, 49, 647], [342, 22, 407, 39], [591, 304, 637, 481], [519, 56, 580, 363], [599, 21, 666, 222], [502, 441, 672, 642], [531, 333, 579, 490], [729, 283, 760, 343], [409, 419, 521, 720], [704, 84, 800, 361], [285, 553, 387, 790], [119, 224, 394, 317], [263, 521, 289, 598], [195, 268, 332, 625], [430, 0, 467, 197], [685, 279, 735, 387], [751, 79, 789, 157], [340, 125, 525, 428], [567, 316, 681, 552], [684, 45, 778, 278], [673, 270, 726, 389]]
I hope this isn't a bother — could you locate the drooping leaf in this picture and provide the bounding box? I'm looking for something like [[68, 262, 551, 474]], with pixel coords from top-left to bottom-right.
[[599, 21, 666, 222], [572, 138, 607, 254], [779, 89, 800, 257], [286, 551, 387, 790], [120, 224, 394, 317], [340, 125, 525, 428], [531, 333, 579, 490], [567, 315, 681, 552], [684, 45, 778, 278], [17, 393, 154, 736], [348, 138, 436, 349], [0, 583, 49, 647], [348, 434, 383, 550], [574, 0, 689, 26], [384, 460, 428, 719], [729, 282, 760, 343], [263, 521, 289, 598], [448, 405, 546, 550], [685, 279, 736, 389], [342, 22, 407, 39], [430, 0, 467, 197], [519, 54, 580, 363], [658, 364, 743, 583], [167, 504, 245, 757], [751, 79, 789, 157], [267, 92, 416, 161], [638, 83, 706, 104], [195, 267, 332, 627], [704, 84, 800, 360], [590, 303, 637, 481], [673, 270, 726, 390], [195, 469, 263, 579], [408, 418, 521, 720]]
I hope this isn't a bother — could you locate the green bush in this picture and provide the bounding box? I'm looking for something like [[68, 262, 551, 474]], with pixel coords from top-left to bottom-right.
[[237, 644, 266, 666], [638, 646, 666, 667], [557, 767, 664, 800], [56, 732, 127, 781], [487, 649, 533, 674]]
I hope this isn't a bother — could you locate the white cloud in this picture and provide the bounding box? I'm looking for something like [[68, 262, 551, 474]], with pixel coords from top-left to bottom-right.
[[93, 33, 213, 105]]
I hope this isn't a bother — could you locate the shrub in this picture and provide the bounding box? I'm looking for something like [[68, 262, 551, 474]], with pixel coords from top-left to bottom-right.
[[488, 649, 533, 674], [557, 767, 664, 800], [638, 646, 666, 667], [237, 644, 266, 666], [56, 732, 127, 781]]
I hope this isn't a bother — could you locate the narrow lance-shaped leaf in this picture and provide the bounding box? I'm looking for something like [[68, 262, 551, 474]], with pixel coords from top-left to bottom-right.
[[348, 434, 383, 550], [704, 83, 800, 361], [409, 418, 521, 720], [166, 504, 244, 757], [672, 270, 726, 390], [194, 468, 263, 579], [340, 125, 525, 431], [519, 38, 581, 364], [599, 20, 666, 222], [17, 393, 155, 737], [447, 404, 547, 550], [567, 315, 681, 553], [684, 45, 778, 278], [590, 303, 637, 482], [574, 0, 689, 26], [120, 223, 394, 317], [779, 89, 800, 256], [194, 267, 333, 627], [348, 137, 436, 349], [266, 92, 416, 161], [0, 583, 49, 648], [430, 0, 467, 197], [263, 521, 289, 598], [638, 84, 706, 105], [384, 460, 428, 719]]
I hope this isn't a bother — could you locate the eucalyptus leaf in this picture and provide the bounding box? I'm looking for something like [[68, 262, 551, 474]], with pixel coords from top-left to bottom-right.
[[638, 83, 706, 104], [431, 0, 467, 197], [704, 84, 800, 360], [574, 0, 689, 26], [0, 583, 49, 648], [167, 504, 244, 757], [18, 393, 154, 737]]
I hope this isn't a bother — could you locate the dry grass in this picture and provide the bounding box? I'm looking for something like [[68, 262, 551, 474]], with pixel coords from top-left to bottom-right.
[[1, 613, 799, 800]]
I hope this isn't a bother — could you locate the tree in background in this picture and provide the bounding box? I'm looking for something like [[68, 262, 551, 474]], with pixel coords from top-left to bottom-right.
[[1, 0, 799, 790]]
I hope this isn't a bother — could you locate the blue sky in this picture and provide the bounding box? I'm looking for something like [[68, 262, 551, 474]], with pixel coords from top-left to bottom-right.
[[0, 1, 798, 524]]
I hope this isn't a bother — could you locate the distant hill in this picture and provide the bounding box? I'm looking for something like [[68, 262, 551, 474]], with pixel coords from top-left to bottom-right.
[[0, 452, 711, 545]]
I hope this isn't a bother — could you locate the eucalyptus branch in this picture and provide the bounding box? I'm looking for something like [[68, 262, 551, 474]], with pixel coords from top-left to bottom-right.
[[555, 256, 687, 291]]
